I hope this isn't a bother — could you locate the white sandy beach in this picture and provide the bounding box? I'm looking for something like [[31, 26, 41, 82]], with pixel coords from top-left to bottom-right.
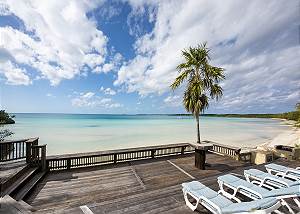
[[258, 120, 300, 150]]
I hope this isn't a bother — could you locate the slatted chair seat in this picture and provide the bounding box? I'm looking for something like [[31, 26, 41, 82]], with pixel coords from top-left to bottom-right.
[[265, 164, 300, 181], [182, 180, 281, 213], [244, 169, 300, 188]]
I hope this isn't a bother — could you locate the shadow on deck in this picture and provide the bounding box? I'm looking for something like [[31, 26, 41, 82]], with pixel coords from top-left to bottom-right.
[[25, 153, 299, 214]]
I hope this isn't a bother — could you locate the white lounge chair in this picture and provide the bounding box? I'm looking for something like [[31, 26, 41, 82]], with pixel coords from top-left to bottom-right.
[[182, 181, 281, 213], [218, 174, 300, 213], [244, 169, 300, 189], [265, 164, 300, 181]]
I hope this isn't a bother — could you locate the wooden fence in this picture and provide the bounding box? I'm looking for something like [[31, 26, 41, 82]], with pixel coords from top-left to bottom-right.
[[0, 138, 47, 170], [1, 138, 251, 171], [207, 141, 241, 158], [0, 139, 28, 161], [47, 143, 194, 170]]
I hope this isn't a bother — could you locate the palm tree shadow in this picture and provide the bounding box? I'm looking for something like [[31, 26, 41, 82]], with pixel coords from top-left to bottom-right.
[[205, 163, 236, 171]]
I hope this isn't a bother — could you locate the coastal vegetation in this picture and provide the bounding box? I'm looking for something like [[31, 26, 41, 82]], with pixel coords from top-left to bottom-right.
[[0, 110, 15, 124], [171, 102, 300, 127], [171, 43, 225, 143], [0, 110, 15, 141], [0, 129, 13, 141]]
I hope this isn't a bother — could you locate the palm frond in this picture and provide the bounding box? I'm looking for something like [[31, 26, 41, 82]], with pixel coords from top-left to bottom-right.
[[171, 42, 225, 115], [210, 84, 223, 100], [170, 69, 191, 90]]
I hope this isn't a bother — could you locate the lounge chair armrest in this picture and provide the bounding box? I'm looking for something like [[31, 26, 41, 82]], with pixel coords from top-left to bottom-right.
[[261, 176, 289, 188], [236, 185, 263, 199], [278, 170, 300, 181], [198, 195, 223, 214], [285, 169, 300, 176]]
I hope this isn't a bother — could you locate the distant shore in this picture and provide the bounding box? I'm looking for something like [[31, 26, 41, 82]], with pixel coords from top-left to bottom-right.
[[9, 113, 288, 155], [171, 113, 299, 121]]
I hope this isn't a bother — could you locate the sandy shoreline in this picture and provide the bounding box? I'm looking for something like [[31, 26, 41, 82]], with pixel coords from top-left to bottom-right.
[[257, 119, 300, 150]]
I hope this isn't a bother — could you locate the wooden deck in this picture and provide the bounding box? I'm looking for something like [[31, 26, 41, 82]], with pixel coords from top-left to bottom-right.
[[0, 160, 28, 184], [21, 153, 298, 214]]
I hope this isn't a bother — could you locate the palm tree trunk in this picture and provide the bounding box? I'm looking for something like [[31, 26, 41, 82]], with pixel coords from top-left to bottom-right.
[[196, 114, 201, 144]]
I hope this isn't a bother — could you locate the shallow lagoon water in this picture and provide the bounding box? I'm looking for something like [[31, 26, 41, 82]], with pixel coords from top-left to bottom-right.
[[4, 114, 290, 155]]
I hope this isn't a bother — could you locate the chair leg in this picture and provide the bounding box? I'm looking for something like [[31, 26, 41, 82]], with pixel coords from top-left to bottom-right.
[[264, 201, 283, 214], [217, 182, 241, 203], [293, 198, 300, 208], [280, 199, 295, 214], [183, 189, 199, 211], [245, 174, 250, 182]]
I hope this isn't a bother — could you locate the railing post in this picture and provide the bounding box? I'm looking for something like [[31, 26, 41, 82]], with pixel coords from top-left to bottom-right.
[[40, 144, 47, 171], [33, 146, 38, 165], [67, 159, 71, 170], [25, 141, 32, 163], [151, 149, 156, 158], [114, 154, 117, 163], [181, 146, 186, 155], [25, 138, 38, 164]]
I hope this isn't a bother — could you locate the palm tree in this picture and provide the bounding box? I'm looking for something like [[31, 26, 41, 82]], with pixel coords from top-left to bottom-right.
[[296, 102, 300, 111], [171, 43, 225, 143]]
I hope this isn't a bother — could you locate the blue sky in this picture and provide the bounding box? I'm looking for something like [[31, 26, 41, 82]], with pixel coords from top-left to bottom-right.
[[0, 0, 299, 114]]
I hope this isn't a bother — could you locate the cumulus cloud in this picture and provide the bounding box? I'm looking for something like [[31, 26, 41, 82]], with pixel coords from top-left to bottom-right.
[[0, 61, 31, 85], [100, 86, 116, 95], [96, 1, 122, 22], [71, 91, 121, 108], [82, 92, 95, 99], [0, 0, 107, 85], [116, 0, 300, 112], [93, 63, 114, 74], [92, 53, 123, 74], [126, 0, 157, 37], [164, 95, 181, 107]]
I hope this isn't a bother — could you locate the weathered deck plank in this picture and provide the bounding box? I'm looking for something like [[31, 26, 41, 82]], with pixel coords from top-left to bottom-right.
[[26, 153, 300, 213], [0, 160, 27, 184]]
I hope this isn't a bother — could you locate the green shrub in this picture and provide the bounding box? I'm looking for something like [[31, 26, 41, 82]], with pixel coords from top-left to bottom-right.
[[0, 110, 15, 124], [0, 129, 14, 141]]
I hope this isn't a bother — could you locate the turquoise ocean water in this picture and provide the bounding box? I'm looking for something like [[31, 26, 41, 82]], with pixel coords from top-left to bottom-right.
[[3, 114, 290, 155]]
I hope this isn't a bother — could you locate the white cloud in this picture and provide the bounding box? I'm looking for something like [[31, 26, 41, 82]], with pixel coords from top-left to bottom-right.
[[0, 0, 107, 85], [92, 53, 123, 74], [116, 0, 300, 112], [164, 95, 181, 107], [71, 91, 121, 108], [125, 0, 157, 37], [0, 61, 31, 85], [96, 1, 122, 22], [82, 92, 95, 99], [100, 86, 116, 95], [93, 63, 114, 74], [46, 93, 56, 98]]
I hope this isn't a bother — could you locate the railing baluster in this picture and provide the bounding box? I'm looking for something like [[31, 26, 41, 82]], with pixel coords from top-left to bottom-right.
[[45, 142, 248, 171], [45, 143, 196, 171]]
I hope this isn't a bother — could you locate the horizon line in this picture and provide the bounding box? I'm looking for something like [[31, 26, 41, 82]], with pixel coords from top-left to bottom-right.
[[10, 112, 287, 115]]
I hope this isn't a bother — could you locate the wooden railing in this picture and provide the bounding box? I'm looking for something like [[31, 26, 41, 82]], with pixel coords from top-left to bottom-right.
[[203, 141, 241, 158], [1, 138, 251, 172], [45, 141, 251, 171], [0, 138, 47, 170], [0, 139, 28, 161], [205, 141, 252, 162], [31, 144, 47, 171], [47, 143, 194, 171]]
